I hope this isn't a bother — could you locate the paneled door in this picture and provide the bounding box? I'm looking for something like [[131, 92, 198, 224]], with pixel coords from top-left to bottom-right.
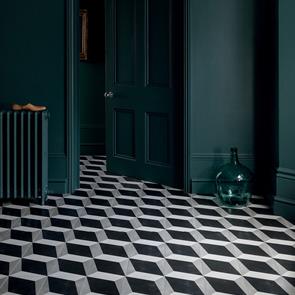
[[105, 0, 183, 187]]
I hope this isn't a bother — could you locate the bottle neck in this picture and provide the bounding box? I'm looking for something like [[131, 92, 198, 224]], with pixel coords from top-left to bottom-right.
[[230, 148, 239, 165]]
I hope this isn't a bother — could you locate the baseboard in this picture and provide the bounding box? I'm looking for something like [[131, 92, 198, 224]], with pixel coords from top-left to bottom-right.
[[275, 167, 295, 221], [48, 179, 68, 194], [190, 152, 255, 195], [273, 196, 295, 222], [191, 178, 216, 195]]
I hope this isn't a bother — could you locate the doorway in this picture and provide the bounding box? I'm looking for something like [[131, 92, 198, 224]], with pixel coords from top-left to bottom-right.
[[79, 0, 106, 155], [78, 0, 186, 190]]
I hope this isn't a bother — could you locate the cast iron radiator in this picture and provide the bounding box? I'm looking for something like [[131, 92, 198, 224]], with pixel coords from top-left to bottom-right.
[[0, 111, 49, 204]]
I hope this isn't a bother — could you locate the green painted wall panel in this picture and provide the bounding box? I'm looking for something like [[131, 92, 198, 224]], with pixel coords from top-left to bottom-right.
[[189, 0, 255, 194], [275, 0, 295, 220], [188, 0, 276, 197], [278, 0, 295, 170], [0, 0, 70, 194]]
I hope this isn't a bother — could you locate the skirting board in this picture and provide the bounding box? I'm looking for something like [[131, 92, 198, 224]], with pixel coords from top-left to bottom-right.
[[275, 167, 295, 221], [273, 196, 295, 222], [190, 153, 255, 195], [48, 179, 68, 194]]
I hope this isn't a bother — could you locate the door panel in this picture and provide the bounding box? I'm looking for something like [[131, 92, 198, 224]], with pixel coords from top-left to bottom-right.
[[106, 0, 182, 187], [114, 109, 135, 159]]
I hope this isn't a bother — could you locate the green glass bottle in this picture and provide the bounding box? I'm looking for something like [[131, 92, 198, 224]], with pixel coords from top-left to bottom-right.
[[216, 147, 253, 207]]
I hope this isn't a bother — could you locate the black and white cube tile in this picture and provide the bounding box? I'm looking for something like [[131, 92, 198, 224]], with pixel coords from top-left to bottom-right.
[[0, 155, 294, 294]]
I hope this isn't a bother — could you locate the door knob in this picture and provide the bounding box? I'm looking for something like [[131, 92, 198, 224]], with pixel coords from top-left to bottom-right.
[[104, 91, 114, 99]]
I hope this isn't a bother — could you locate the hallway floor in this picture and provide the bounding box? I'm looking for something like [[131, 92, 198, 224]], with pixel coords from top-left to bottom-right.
[[0, 155, 294, 295]]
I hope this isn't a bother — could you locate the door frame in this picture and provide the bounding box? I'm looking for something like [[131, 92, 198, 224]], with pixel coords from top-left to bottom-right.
[[66, 0, 80, 193], [66, 0, 191, 192]]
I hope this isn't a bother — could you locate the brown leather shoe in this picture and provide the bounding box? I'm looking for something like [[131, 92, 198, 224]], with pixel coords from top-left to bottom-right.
[[12, 103, 23, 111], [12, 103, 47, 112], [22, 103, 46, 112]]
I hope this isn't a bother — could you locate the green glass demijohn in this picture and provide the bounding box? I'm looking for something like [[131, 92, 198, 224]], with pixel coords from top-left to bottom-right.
[[216, 147, 253, 207]]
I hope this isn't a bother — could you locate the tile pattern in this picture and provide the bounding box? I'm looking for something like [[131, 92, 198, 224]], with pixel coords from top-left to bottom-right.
[[0, 155, 294, 295]]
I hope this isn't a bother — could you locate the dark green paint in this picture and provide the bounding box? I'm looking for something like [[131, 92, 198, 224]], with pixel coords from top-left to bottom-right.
[[275, 0, 295, 221], [0, 0, 80, 194], [105, 0, 183, 187], [188, 0, 276, 198]]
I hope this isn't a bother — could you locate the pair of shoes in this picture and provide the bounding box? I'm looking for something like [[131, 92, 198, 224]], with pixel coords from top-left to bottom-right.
[[12, 103, 46, 112]]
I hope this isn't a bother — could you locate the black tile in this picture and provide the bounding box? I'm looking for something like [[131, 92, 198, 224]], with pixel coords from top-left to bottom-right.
[[100, 244, 128, 257], [240, 259, 278, 274], [267, 243, 295, 256], [133, 243, 164, 257], [168, 189, 189, 196], [101, 177, 119, 182], [167, 230, 196, 242], [196, 208, 221, 216], [167, 198, 191, 207], [167, 259, 201, 275], [166, 277, 203, 295], [222, 208, 250, 216], [138, 217, 164, 229], [225, 218, 255, 228], [116, 198, 138, 207], [197, 218, 224, 228], [206, 277, 246, 295], [234, 244, 268, 256], [94, 258, 125, 275], [127, 277, 162, 295], [168, 208, 193, 217], [105, 229, 131, 242], [121, 183, 141, 189], [277, 259, 295, 271], [86, 165, 102, 171], [261, 230, 294, 241], [97, 183, 117, 189], [83, 171, 99, 176], [256, 218, 287, 228], [141, 198, 165, 207], [203, 259, 239, 274], [113, 207, 137, 217], [49, 276, 80, 295], [167, 218, 194, 228], [229, 230, 262, 241], [284, 276, 295, 287], [118, 189, 140, 197], [141, 208, 164, 217], [193, 198, 217, 206], [198, 230, 229, 241], [201, 243, 234, 257], [131, 259, 162, 275], [245, 277, 289, 295], [109, 217, 134, 229], [137, 230, 164, 242], [167, 243, 199, 257]]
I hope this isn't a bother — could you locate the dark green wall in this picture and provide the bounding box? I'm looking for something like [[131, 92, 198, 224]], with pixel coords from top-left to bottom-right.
[[274, 0, 295, 220], [0, 0, 74, 193], [188, 0, 276, 198], [80, 0, 105, 155]]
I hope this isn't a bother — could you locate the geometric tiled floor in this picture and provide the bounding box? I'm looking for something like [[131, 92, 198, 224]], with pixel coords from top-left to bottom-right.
[[0, 155, 294, 294]]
